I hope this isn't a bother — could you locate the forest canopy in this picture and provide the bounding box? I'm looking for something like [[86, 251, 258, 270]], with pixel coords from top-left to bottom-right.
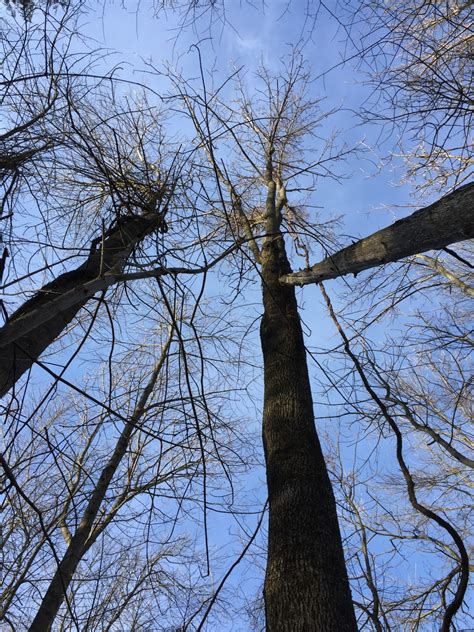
[[1, 1, 472, 630]]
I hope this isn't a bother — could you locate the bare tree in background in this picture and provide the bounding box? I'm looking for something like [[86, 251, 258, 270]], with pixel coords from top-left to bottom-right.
[[345, 0, 473, 193], [1, 8, 260, 631], [311, 240, 473, 630], [2, 307, 255, 630]]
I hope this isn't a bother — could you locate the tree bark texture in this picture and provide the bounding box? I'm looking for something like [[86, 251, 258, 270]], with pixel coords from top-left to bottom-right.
[[260, 235, 357, 631], [281, 182, 474, 286], [0, 211, 164, 397]]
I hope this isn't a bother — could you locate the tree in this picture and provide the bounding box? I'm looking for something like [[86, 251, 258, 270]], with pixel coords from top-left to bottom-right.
[[171, 55, 359, 629], [346, 0, 473, 193], [313, 247, 472, 630], [279, 0, 473, 287], [0, 5, 185, 397], [1, 325, 233, 630], [1, 2, 472, 630], [1, 8, 257, 630]]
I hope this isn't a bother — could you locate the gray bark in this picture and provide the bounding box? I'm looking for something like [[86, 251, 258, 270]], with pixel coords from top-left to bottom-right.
[[281, 182, 474, 286], [0, 211, 165, 397]]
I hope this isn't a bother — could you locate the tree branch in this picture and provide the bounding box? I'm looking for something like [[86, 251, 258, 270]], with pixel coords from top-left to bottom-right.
[[281, 183, 474, 286], [0, 211, 166, 397]]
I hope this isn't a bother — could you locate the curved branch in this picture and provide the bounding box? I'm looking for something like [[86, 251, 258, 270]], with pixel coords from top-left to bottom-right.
[[320, 283, 470, 632]]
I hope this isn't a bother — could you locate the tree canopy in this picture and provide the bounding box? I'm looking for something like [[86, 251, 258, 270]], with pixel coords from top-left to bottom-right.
[[1, 2, 472, 630]]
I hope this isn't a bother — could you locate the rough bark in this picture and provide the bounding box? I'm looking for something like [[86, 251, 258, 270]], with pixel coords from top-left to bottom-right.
[[0, 211, 165, 397], [260, 235, 357, 631], [281, 182, 474, 286]]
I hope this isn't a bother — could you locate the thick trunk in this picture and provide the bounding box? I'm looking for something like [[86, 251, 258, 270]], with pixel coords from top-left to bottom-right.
[[0, 212, 164, 397], [260, 235, 357, 631], [282, 182, 474, 286]]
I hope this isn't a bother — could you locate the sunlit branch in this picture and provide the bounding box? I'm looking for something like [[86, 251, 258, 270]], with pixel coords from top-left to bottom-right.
[[282, 183, 474, 286]]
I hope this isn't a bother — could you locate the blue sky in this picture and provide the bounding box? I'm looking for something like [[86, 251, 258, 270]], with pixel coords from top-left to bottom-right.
[[75, 4, 438, 629], [82, 0, 419, 256], [2, 1, 469, 629]]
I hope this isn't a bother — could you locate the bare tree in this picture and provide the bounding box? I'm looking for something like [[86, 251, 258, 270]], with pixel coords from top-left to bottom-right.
[[2, 2, 472, 630], [1, 8, 260, 631], [279, 0, 474, 287], [311, 240, 473, 630], [170, 53, 359, 630], [0, 7, 186, 397], [346, 0, 473, 193], [2, 264, 258, 630]]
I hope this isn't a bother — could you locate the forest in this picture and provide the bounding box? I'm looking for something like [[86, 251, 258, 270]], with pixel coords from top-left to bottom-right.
[[1, 1, 472, 630]]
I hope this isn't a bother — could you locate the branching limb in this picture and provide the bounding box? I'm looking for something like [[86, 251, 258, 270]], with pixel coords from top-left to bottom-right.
[[0, 210, 167, 396], [414, 254, 474, 298], [28, 330, 173, 632], [282, 183, 474, 286], [320, 282, 470, 632]]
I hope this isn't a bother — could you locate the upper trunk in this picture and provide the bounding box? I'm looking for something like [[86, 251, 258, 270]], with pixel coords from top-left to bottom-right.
[[281, 182, 474, 286], [260, 234, 357, 631], [0, 211, 164, 397]]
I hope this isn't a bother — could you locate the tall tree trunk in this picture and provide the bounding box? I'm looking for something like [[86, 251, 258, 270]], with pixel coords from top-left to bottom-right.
[[260, 235, 357, 631], [0, 211, 164, 397]]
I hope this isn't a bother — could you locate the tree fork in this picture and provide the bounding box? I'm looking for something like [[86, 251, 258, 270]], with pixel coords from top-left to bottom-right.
[[260, 235, 357, 631]]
